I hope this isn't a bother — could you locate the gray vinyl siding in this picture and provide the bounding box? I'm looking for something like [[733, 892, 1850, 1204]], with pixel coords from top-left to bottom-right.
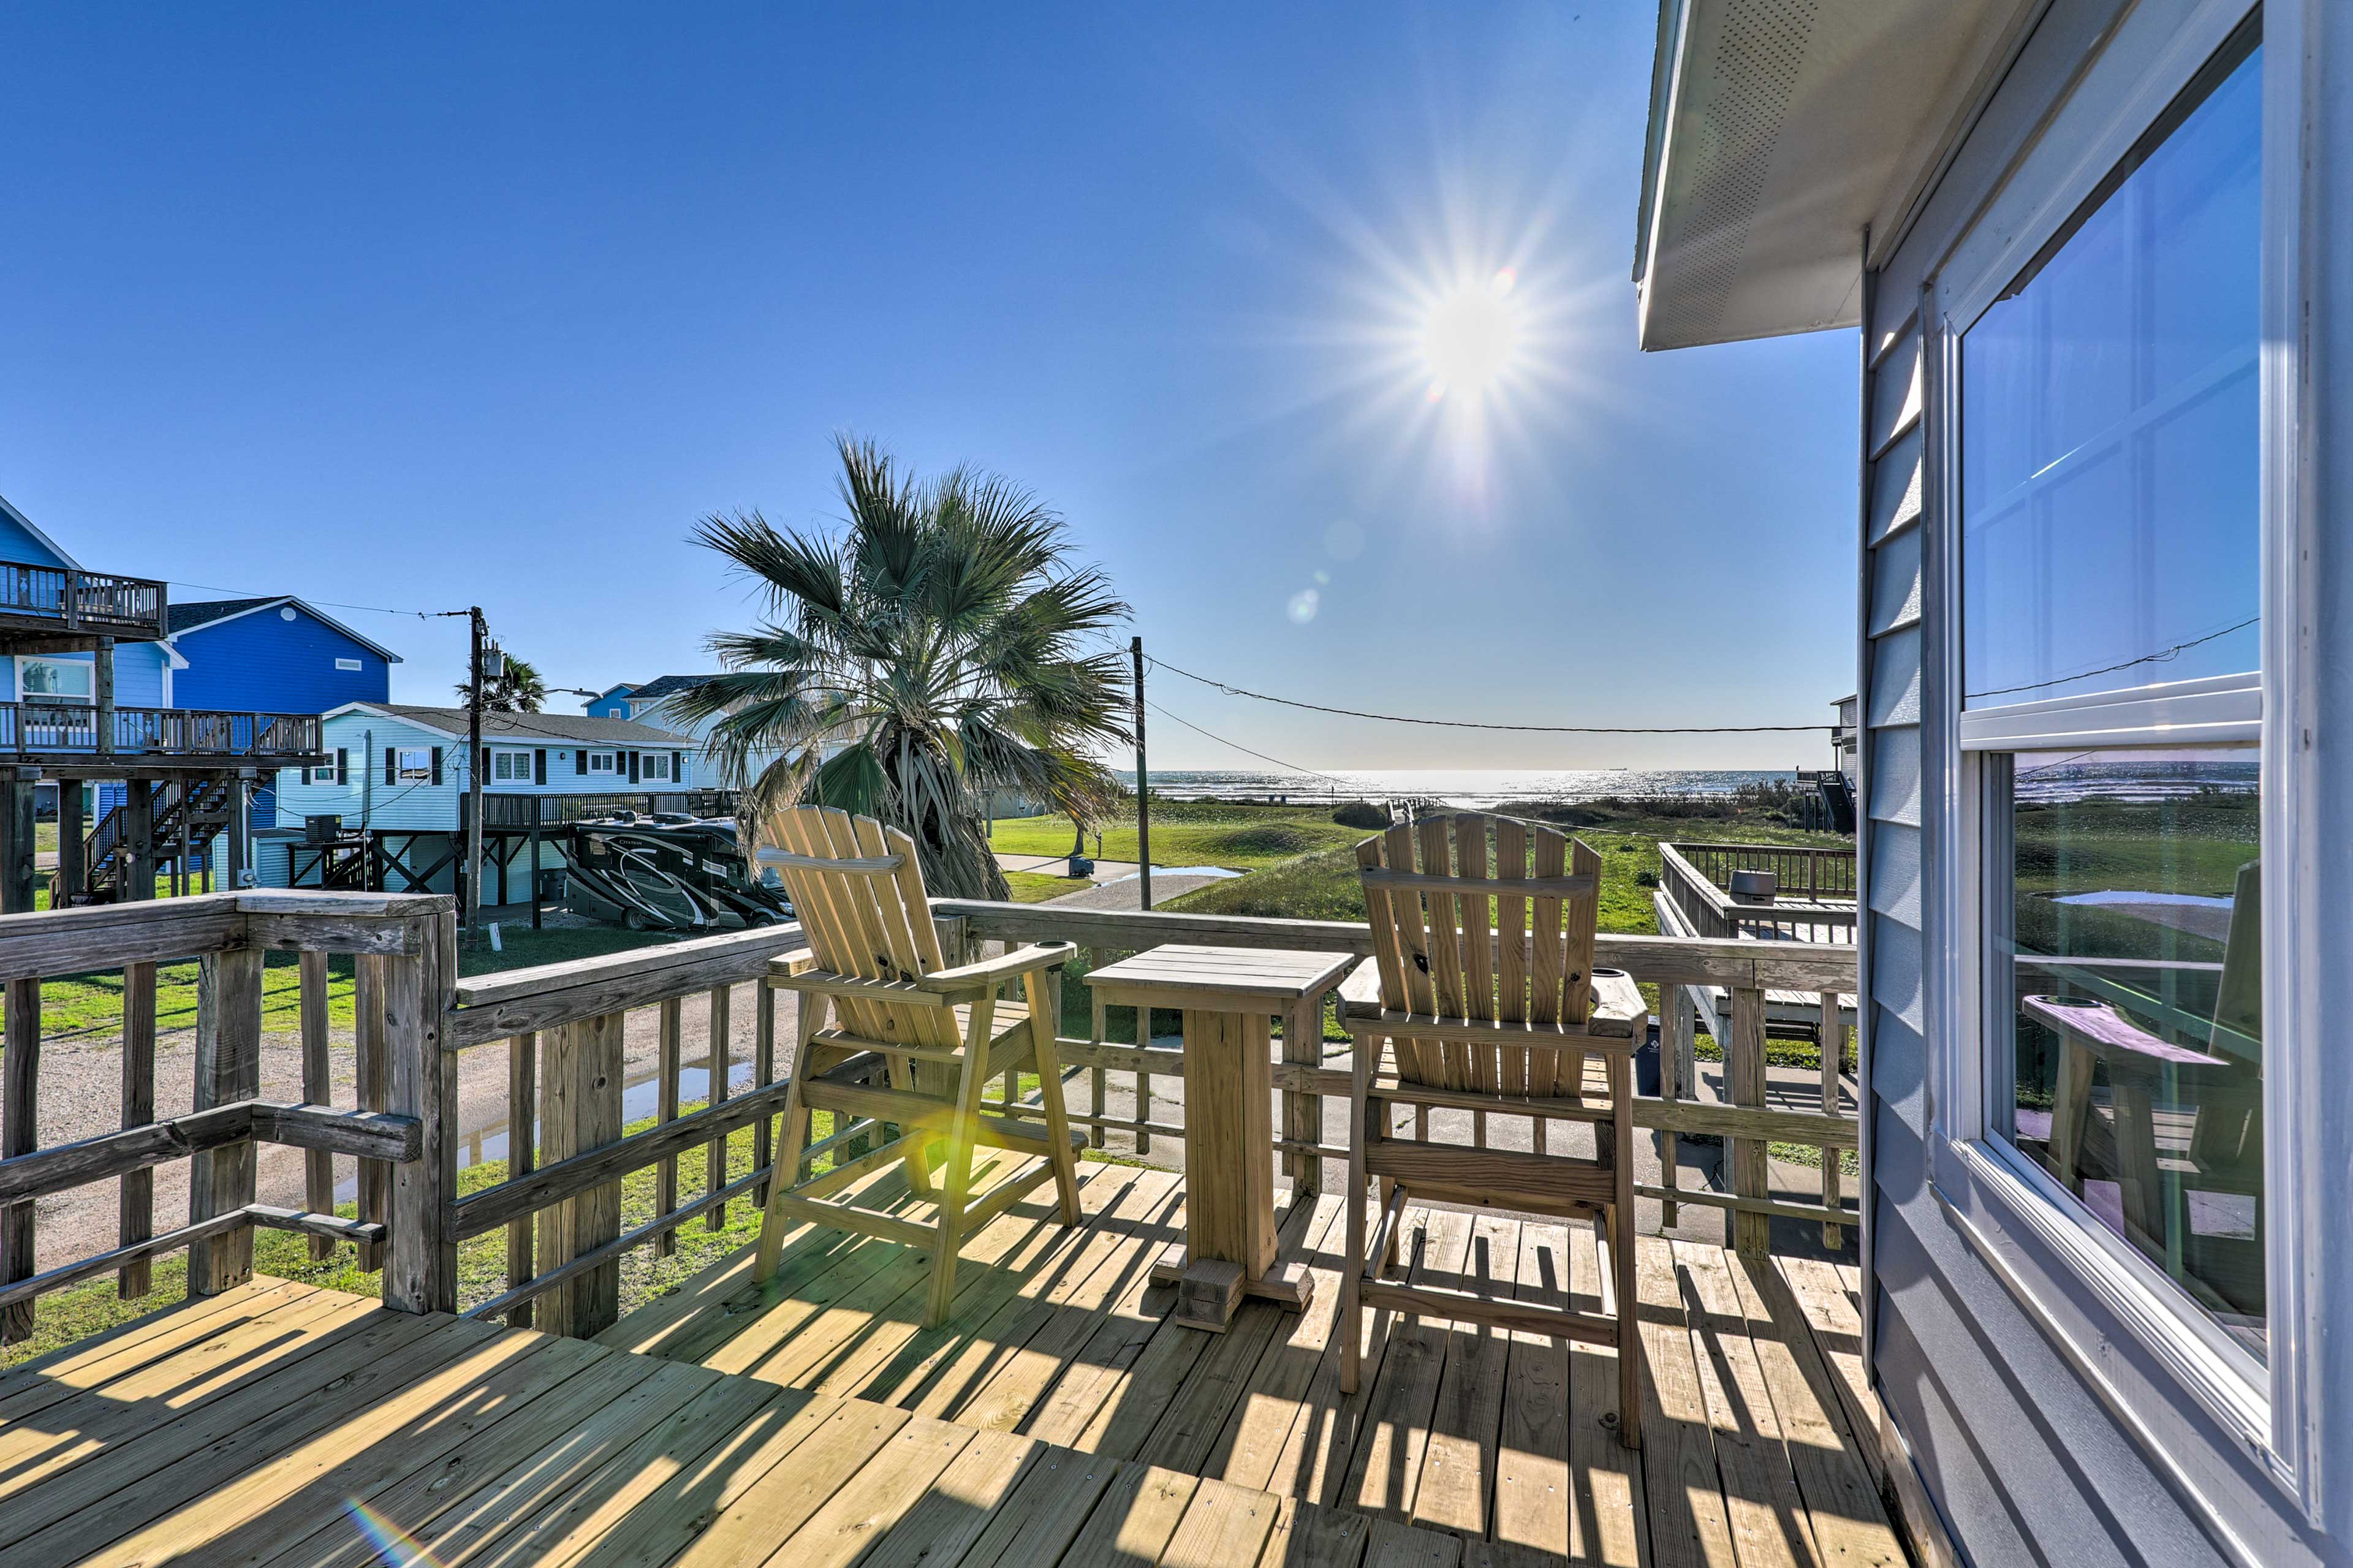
[[1858, 3, 2236, 1564]]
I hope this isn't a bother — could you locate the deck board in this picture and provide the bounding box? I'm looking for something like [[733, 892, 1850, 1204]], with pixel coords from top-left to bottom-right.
[[623, 1161, 1900, 1564], [1, 1161, 1890, 1567]]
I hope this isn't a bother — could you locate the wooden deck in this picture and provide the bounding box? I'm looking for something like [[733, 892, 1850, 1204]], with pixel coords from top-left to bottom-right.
[[0, 1268, 1457, 1568], [601, 1161, 1906, 1567]]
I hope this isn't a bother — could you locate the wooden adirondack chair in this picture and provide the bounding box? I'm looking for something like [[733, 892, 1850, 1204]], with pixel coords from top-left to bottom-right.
[[1339, 813, 1643, 1449], [753, 805, 1085, 1327]]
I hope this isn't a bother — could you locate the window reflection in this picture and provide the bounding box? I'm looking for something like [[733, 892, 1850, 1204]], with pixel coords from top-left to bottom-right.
[[1994, 748, 2264, 1357], [1961, 40, 2261, 708]]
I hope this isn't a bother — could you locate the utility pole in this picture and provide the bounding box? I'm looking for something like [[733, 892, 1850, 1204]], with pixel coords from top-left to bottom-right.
[[466, 607, 485, 940], [1132, 636, 1151, 909]]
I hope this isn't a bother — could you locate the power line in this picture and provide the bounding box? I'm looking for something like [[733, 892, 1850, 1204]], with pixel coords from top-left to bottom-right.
[[1140, 698, 1356, 788], [169, 578, 466, 620], [1963, 616, 2260, 702], [1146, 657, 1835, 733]]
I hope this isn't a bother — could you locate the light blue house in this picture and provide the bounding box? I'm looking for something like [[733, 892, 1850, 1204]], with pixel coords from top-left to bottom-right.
[[0, 496, 178, 717], [257, 701, 703, 901]]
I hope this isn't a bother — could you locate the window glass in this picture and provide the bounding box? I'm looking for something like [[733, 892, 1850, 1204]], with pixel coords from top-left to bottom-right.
[[1991, 747, 2264, 1358], [1961, 39, 2260, 710], [396, 748, 432, 781], [643, 754, 670, 781], [19, 657, 95, 702]]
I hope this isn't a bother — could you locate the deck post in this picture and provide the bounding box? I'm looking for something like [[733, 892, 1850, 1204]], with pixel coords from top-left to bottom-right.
[[2, 974, 40, 1339], [384, 907, 458, 1314], [537, 1008, 624, 1336], [298, 949, 335, 1262], [354, 954, 390, 1270], [189, 944, 264, 1295], [506, 1031, 537, 1327], [1, 778, 33, 914], [1728, 983, 1771, 1259], [123, 778, 154, 901], [58, 780, 84, 904]]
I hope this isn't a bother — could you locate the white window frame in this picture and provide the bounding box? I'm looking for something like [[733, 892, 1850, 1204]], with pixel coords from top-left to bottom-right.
[[1920, 0, 2324, 1539], [586, 750, 616, 775], [335, 657, 362, 672], [14, 654, 95, 705], [642, 752, 670, 782], [493, 749, 533, 783], [395, 747, 433, 782]]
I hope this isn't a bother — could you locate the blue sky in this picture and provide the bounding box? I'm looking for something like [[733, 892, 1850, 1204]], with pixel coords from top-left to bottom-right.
[[0, 3, 1855, 771]]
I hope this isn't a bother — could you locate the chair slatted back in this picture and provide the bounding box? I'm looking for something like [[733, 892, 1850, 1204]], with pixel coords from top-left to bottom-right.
[[1357, 812, 1602, 1096], [759, 805, 958, 1053]]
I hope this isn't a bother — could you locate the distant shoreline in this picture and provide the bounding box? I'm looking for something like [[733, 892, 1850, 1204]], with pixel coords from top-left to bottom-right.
[[1114, 766, 1815, 808]]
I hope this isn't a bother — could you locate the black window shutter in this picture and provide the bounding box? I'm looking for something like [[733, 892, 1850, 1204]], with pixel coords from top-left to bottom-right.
[[385, 748, 396, 786], [336, 748, 348, 785], [629, 751, 640, 784], [535, 749, 547, 786], [431, 747, 444, 786], [480, 746, 491, 778], [576, 749, 588, 776], [299, 765, 312, 786], [673, 749, 684, 782]]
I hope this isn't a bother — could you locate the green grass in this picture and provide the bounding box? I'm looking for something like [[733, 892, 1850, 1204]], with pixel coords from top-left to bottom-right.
[[36, 822, 58, 854], [991, 800, 1373, 873], [1003, 869, 1088, 904]]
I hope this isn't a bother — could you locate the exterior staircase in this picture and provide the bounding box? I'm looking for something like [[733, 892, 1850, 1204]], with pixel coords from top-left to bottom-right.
[[80, 775, 237, 901]]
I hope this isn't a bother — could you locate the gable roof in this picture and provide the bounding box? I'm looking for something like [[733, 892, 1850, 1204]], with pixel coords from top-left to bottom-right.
[[165, 596, 406, 662], [0, 492, 82, 570], [325, 702, 695, 746]]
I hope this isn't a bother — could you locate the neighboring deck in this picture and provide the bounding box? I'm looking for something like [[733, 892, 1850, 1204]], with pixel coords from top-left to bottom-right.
[[600, 1161, 1904, 1567], [0, 1268, 1455, 1568]]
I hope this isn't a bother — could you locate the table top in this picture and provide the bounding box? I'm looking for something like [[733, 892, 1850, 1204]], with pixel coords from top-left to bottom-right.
[[1085, 944, 1360, 1007]]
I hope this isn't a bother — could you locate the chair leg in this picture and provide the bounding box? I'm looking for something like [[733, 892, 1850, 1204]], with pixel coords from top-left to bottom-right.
[[1025, 972, 1083, 1225], [753, 1072, 813, 1284], [925, 996, 996, 1328], [1341, 1032, 1371, 1395], [884, 1051, 934, 1198]]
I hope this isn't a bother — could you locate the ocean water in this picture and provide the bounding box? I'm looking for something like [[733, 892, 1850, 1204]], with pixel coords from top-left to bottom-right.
[[1116, 767, 1803, 807]]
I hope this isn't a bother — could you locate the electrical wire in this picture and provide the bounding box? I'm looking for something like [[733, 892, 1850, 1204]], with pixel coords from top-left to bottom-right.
[[167, 578, 468, 620], [1140, 699, 1356, 787], [1146, 657, 1835, 732]]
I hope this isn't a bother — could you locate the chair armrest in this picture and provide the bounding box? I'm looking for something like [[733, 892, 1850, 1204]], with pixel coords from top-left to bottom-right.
[[911, 941, 1076, 995], [1338, 956, 1384, 1017]]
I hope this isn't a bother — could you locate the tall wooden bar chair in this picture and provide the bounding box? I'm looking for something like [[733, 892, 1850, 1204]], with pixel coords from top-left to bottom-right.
[[753, 805, 1085, 1327], [1339, 812, 1643, 1449]]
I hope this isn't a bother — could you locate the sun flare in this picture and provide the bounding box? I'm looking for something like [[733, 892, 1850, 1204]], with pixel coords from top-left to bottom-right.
[[1420, 268, 1520, 400]]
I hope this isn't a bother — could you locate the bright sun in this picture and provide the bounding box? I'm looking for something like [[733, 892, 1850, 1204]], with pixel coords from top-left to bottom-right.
[[1420, 268, 1519, 400]]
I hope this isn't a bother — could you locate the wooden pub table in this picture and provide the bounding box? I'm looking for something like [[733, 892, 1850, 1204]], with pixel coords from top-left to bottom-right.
[[1085, 943, 1358, 1331]]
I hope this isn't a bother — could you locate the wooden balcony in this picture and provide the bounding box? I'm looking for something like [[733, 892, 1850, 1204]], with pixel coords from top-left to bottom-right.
[[0, 558, 167, 650], [0, 892, 1914, 1567], [0, 702, 324, 773]]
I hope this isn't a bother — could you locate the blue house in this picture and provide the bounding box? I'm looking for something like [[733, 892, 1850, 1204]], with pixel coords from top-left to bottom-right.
[[0, 495, 179, 718], [165, 596, 403, 831], [0, 492, 327, 907]]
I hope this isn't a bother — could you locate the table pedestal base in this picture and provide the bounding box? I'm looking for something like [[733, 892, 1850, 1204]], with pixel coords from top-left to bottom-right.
[[1151, 1243, 1316, 1332]]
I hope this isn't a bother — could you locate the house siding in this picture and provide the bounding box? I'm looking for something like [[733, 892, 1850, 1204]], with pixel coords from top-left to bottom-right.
[[273, 708, 698, 833], [1859, 4, 2272, 1565], [170, 606, 392, 714], [0, 511, 69, 569]]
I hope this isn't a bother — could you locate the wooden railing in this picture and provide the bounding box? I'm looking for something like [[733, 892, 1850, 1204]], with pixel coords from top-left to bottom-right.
[[0, 559, 167, 638], [0, 892, 454, 1340], [0, 704, 324, 761], [1658, 840, 1857, 944], [0, 891, 1863, 1350]]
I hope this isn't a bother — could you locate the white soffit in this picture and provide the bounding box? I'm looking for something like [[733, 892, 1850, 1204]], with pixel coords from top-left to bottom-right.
[[1636, 0, 2039, 350]]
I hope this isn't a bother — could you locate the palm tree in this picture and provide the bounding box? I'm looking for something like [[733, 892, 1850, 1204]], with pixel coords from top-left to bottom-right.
[[671, 436, 1132, 900], [455, 654, 549, 714]]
